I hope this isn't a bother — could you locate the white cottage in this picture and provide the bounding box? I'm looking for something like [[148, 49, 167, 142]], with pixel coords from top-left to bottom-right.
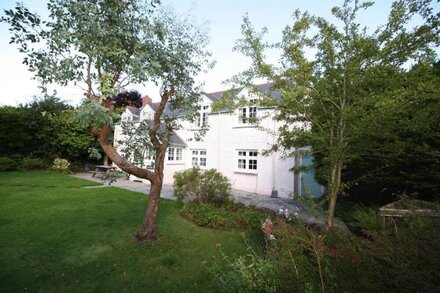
[[114, 84, 324, 198]]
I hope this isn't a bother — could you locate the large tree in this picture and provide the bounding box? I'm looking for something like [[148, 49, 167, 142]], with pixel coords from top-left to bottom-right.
[[343, 61, 440, 203], [2, 0, 211, 241], [217, 0, 438, 227]]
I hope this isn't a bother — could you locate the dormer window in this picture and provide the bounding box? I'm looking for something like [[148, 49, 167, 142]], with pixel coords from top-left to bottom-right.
[[238, 99, 257, 124], [198, 105, 210, 127]]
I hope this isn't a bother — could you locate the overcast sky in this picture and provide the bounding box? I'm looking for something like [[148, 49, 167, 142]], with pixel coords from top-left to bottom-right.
[[0, 0, 397, 106]]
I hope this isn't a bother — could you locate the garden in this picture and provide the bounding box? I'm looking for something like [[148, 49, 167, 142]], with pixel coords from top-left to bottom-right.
[[0, 171, 250, 292], [0, 0, 439, 291], [1, 169, 438, 292]]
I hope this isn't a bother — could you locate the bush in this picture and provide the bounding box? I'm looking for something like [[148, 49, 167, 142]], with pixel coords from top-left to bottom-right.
[[351, 206, 385, 233], [0, 157, 18, 171], [174, 167, 231, 205], [209, 208, 440, 293], [21, 157, 48, 170], [52, 158, 71, 173], [234, 206, 266, 230], [180, 201, 266, 231], [207, 244, 280, 292], [180, 202, 226, 229]]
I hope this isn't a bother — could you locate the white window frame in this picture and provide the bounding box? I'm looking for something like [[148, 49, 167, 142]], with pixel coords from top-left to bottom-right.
[[238, 99, 257, 124], [197, 104, 210, 127], [167, 147, 183, 163], [235, 149, 258, 174], [191, 149, 207, 168]]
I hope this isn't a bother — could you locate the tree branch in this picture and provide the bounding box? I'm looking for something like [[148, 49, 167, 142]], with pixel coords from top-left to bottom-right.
[[95, 124, 155, 180]]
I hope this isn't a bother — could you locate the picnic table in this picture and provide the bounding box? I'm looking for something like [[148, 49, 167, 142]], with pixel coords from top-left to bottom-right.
[[91, 165, 117, 177]]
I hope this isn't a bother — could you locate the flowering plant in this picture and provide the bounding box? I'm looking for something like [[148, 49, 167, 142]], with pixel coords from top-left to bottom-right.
[[52, 158, 70, 173], [278, 207, 299, 222], [261, 219, 275, 240]]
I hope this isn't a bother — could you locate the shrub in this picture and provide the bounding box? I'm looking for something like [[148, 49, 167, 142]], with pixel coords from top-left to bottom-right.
[[351, 206, 384, 233], [21, 157, 48, 170], [234, 206, 266, 230], [180, 202, 226, 229], [174, 167, 201, 202], [207, 243, 280, 292], [180, 201, 266, 231], [52, 158, 71, 173], [174, 167, 231, 205], [209, 207, 440, 293], [0, 157, 18, 171]]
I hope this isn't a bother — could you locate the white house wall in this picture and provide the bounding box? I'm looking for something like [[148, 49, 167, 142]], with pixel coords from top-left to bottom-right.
[[172, 107, 296, 197], [113, 91, 323, 198]]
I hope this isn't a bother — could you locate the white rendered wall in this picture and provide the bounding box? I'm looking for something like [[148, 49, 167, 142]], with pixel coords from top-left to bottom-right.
[[114, 94, 299, 198]]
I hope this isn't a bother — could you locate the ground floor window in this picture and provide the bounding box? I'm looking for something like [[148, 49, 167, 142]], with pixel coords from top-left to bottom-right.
[[168, 147, 183, 162], [237, 149, 258, 171], [192, 149, 207, 167]]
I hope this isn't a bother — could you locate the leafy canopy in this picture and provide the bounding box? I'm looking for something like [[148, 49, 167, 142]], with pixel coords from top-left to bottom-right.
[[214, 0, 439, 225]]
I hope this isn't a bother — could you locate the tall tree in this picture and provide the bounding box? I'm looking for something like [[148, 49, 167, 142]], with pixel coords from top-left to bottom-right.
[[2, 0, 211, 241], [217, 0, 438, 227], [344, 61, 440, 203]]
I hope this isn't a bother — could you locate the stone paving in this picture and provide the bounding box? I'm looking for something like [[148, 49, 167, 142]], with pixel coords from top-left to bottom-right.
[[71, 172, 348, 231]]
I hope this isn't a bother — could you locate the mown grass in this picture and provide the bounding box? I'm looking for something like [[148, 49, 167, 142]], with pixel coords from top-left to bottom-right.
[[0, 171, 251, 292]]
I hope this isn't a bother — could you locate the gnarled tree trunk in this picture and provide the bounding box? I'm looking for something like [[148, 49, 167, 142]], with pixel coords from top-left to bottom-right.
[[92, 91, 171, 242], [136, 177, 162, 241]]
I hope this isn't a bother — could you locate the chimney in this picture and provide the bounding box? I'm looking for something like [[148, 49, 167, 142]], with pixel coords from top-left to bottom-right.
[[142, 95, 152, 106]]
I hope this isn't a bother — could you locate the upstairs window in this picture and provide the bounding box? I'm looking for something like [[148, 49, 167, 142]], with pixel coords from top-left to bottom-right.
[[238, 99, 257, 124], [198, 105, 210, 127], [237, 150, 258, 172]]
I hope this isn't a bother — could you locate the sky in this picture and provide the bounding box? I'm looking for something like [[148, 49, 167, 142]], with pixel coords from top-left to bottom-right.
[[0, 0, 398, 106]]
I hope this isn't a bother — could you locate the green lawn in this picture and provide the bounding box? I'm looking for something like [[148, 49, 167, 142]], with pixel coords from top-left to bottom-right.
[[0, 171, 251, 292]]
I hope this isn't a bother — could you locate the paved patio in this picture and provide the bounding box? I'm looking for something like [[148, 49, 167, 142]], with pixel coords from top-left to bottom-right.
[[71, 172, 348, 231]]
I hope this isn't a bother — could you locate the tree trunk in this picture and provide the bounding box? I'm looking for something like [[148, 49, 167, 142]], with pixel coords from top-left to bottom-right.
[[135, 143, 167, 242], [103, 153, 109, 166], [136, 178, 162, 241], [326, 162, 342, 228]]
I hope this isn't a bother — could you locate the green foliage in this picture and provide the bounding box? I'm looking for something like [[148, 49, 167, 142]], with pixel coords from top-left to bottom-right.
[[344, 62, 440, 202], [21, 157, 48, 170], [52, 158, 71, 173], [219, 0, 439, 223], [210, 203, 440, 292], [208, 244, 280, 292], [75, 100, 113, 129], [180, 202, 226, 229], [88, 147, 102, 161], [350, 206, 384, 233], [173, 167, 232, 205], [180, 202, 267, 231], [0, 106, 30, 156], [0, 157, 18, 171], [0, 96, 97, 164], [50, 109, 97, 160], [100, 172, 118, 186], [234, 206, 267, 230]]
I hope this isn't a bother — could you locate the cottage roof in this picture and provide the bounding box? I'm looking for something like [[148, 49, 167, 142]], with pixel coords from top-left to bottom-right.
[[169, 131, 186, 146], [126, 106, 141, 116], [150, 102, 180, 117], [203, 83, 281, 101]]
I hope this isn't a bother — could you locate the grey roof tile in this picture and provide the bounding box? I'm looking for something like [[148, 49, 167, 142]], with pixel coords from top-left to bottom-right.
[[126, 107, 141, 115]]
